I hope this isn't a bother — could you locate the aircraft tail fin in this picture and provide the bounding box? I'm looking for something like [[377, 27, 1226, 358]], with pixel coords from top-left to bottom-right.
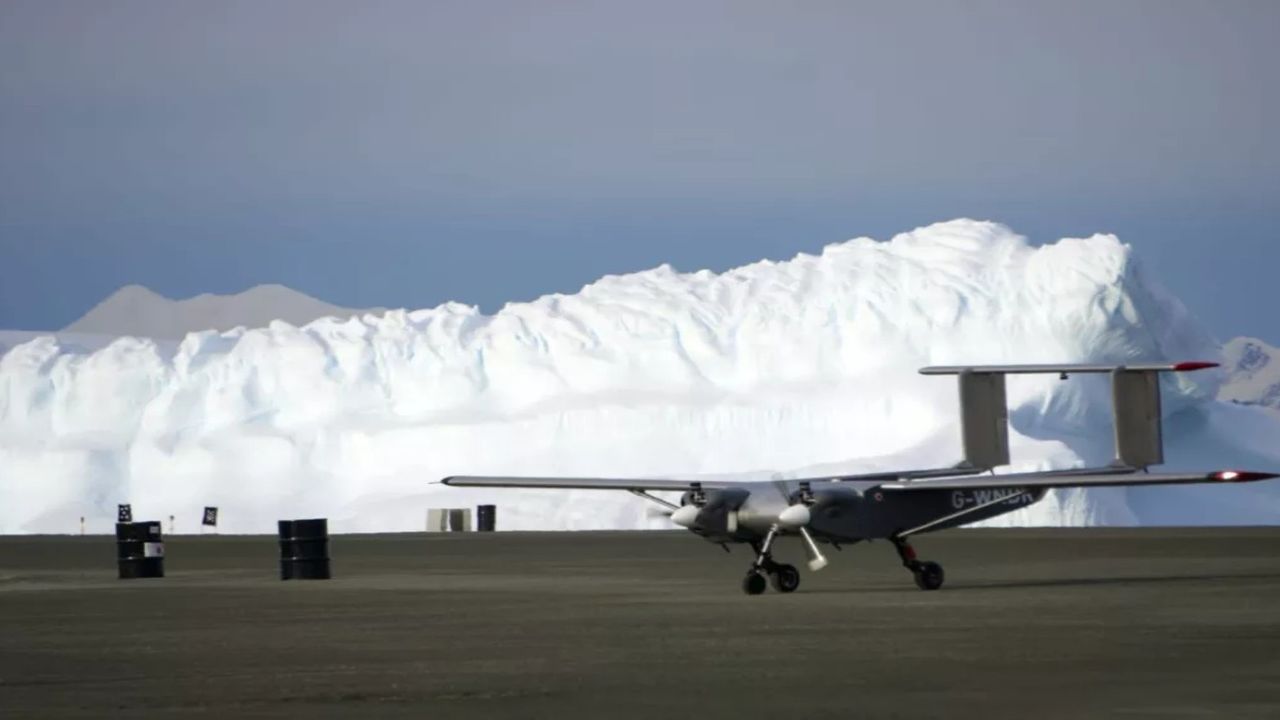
[[1111, 368, 1164, 468], [921, 361, 1219, 471], [956, 370, 1009, 471]]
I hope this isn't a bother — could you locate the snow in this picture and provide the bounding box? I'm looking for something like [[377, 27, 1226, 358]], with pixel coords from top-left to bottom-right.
[[1218, 337, 1280, 409], [0, 330, 125, 358], [1, 219, 1277, 534]]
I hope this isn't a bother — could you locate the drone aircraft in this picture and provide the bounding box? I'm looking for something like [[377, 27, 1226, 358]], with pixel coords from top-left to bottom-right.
[[443, 362, 1278, 594]]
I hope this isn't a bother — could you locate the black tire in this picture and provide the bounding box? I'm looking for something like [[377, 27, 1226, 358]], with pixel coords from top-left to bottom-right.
[[913, 561, 945, 591], [742, 571, 767, 595], [770, 564, 801, 593]]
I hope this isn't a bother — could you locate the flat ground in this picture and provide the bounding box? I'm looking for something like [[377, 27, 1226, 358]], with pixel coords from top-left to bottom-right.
[[2, 528, 1279, 719]]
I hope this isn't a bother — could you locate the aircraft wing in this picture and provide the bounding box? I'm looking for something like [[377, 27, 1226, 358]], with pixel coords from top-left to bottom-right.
[[441, 466, 985, 492], [440, 476, 737, 491], [877, 469, 1278, 491]]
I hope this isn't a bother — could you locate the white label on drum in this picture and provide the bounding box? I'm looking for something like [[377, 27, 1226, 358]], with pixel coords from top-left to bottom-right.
[[143, 542, 165, 558]]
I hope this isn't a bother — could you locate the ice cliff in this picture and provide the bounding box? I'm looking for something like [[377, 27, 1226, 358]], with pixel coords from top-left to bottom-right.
[[2, 219, 1278, 534]]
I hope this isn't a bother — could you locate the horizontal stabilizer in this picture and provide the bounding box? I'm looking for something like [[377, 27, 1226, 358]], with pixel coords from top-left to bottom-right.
[[878, 468, 1278, 491], [920, 362, 1218, 375]]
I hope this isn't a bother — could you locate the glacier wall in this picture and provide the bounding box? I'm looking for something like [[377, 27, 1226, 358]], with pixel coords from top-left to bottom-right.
[[2, 219, 1278, 534]]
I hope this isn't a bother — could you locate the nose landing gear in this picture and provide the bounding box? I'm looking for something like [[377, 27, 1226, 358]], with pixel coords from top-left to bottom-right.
[[741, 526, 802, 595], [742, 562, 801, 595]]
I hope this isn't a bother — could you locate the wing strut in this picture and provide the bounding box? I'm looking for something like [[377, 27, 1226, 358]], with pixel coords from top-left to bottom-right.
[[627, 489, 680, 511]]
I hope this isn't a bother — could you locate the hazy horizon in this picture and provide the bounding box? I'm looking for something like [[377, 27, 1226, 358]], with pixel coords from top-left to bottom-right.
[[2, 1, 1276, 340]]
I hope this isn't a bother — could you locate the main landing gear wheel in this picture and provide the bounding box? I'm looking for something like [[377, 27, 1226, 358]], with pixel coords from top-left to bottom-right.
[[742, 571, 767, 595], [912, 561, 945, 591], [892, 536, 945, 591], [770, 563, 801, 593]]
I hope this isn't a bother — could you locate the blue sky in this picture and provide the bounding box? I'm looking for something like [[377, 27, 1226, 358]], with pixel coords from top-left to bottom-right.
[[1, 1, 1276, 340]]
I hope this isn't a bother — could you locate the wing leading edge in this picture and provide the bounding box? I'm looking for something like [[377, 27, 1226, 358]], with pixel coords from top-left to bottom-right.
[[440, 476, 735, 491], [440, 466, 987, 492]]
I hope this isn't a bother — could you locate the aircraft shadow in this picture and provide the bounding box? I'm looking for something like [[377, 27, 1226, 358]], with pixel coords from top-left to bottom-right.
[[900, 571, 1280, 592], [801, 572, 1280, 594]]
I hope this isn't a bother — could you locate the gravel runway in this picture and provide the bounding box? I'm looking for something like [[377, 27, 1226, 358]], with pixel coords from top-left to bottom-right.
[[2, 528, 1279, 719]]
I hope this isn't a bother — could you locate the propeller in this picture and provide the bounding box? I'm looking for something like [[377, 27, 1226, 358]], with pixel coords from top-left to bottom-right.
[[666, 487, 745, 534], [643, 485, 705, 524], [668, 499, 740, 533], [669, 504, 700, 528], [644, 505, 676, 522]]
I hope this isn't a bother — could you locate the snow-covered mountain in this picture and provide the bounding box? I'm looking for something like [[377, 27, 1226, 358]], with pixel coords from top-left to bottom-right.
[[2, 219, 1278, 534], [0, 284, 373, 362], [1219, 337, 1280, 409], [64, 284, 377, 339]]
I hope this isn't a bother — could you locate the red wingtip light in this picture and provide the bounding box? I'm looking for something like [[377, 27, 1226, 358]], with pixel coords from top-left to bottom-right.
[[1214, 471, 1280, 482], [1173, 361, 1220, 372]]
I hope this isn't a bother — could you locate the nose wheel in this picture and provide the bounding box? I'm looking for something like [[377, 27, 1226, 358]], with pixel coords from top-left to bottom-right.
[[742, 562, 801, 595], [770, 563, 801, 593], [892, 535, 945, 591], [741, 527, 802, 595]]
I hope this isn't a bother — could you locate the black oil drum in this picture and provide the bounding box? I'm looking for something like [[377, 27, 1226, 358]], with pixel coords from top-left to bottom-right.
[[116, 521, 164, 579], [278, 518, 330, 580], [477, 504, 496, 532]]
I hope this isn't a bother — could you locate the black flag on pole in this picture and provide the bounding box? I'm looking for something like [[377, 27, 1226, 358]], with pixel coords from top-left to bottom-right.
[[202, 507, 218, 527], [117, 504, 133, 523]]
